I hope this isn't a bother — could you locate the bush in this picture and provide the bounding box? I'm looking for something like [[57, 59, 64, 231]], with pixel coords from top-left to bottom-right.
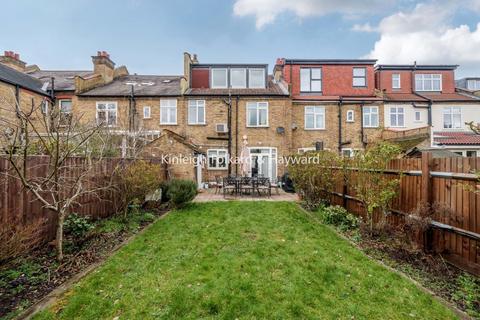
[[64, 213, 94, 239], [166, 179, 197, 208], [0, 219, 45, 263], [118, 160, 164, 215], [319, 205, 359, 231], [159, 180, 171, 203]]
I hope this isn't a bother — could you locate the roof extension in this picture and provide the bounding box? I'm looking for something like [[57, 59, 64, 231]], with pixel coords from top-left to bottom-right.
[[0, 63, 49, 96], [78, 75, 182, 97], [284, 59, 377, 65], [376, 64, 458, 71]]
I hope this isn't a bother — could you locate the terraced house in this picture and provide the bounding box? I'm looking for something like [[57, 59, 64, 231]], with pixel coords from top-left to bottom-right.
[[376, 64, 480, 156], [1, 50, 480, 184]]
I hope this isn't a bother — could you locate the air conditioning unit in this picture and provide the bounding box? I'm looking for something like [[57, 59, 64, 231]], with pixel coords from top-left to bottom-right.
[[216, 123, 228, 133]]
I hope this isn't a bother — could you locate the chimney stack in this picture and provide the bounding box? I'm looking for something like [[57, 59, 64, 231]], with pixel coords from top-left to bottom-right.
[[92, 51, 115, 83], [0, 51, 27, 72]]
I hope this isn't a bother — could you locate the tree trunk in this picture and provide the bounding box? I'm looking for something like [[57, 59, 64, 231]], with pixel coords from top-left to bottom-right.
[[56, 211, 65, 261]]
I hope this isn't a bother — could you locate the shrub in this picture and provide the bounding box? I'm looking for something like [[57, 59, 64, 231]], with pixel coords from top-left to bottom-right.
[[166, 179, 197, 208], [64, 213, 95, 239], [159, 180, 171, 203], [0, 219, 45, 263], [289, 150, 342, 210], [319, 205, 359, 231], [118, 160, 164, 216]]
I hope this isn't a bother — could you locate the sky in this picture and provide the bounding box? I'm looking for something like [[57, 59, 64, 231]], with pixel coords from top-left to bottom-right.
[[1, 0, 480, 78]]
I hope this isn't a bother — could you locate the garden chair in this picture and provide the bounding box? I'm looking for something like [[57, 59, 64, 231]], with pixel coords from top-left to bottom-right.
[[270, 176, 281, 195], [256, 177, 271, 197], [223, 176, 236, 197], [240, 176, 253, 195], [213, 175, 223, 194]]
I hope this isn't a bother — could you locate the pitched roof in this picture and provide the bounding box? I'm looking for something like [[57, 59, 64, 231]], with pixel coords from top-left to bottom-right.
[[28, 70, 93, 91], [383, 93, 428, 102], [0, 63, 49, 96], [78, 75, 182, 97], [383, 91, 480, 103], [433, 131, 480, 145], [185, 76, 288, 96]]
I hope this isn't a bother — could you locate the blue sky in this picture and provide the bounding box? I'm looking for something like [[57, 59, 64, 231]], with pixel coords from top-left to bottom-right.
[[1, 0, 480, 77]]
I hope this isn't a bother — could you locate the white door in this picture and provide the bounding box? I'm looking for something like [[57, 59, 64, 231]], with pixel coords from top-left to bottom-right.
[[249, 148, 277, 180]]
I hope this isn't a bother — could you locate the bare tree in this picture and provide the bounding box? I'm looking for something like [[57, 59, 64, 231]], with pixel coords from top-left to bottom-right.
[[0, 89, 117, 261]]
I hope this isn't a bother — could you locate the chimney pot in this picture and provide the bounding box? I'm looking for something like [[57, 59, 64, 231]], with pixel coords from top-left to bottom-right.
[[14, 53, 19, 60]]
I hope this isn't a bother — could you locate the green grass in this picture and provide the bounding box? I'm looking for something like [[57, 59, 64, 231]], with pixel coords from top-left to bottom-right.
[[34, 202, 457, 319]]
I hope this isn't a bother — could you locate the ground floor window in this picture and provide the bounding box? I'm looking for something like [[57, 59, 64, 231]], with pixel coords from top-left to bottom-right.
[[207, 149, 228, 169], [249, 147, 277, 180], [452, 150, 479, 157]]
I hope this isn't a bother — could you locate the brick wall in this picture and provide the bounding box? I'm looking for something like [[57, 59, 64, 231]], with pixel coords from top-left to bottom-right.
[[376, 69, 456, 94]]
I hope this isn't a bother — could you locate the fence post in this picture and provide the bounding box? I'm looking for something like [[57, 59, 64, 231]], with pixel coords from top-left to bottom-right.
[[421, 151, 433, 251]]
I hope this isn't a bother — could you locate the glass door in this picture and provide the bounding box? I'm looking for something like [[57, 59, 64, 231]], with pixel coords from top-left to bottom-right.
[[249, 148, 277, 180]]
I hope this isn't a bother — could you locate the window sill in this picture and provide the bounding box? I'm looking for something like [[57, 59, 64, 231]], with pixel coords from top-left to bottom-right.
[[188, 123, 207, 126], [207, 167, 229, 171], [304, 128, 326, 131], [246, 125, 269, 128], [346, 120, 355, 123], [363, 126, 379, 128], [160, 123, 178, 126]]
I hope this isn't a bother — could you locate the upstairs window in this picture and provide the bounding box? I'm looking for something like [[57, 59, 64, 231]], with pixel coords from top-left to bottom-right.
[[443, 107, 462, 129], [188, 100, 206, 125], [353, 68, 366, 87], [389, 107, 405, 127], [59, 99, 72, 126], [249, 68, 266, 88], [207, 149, 228, 169], [467, 79, 480, 90], [392, 74, 401, 89], [246, 102, 268, 127], [415, 110, 422, 122], [415, 74, 442, 91], [300, 68, 322, 92], [143, 106, 151, 119], [230, 68, 247, 88], [362, 106, 379, 127], [160, 99, 177, 125], [96, 102, 117, 127], [211, 68, 228, 88], [346, 110, 355, 122], [304, 106, 325, 130]]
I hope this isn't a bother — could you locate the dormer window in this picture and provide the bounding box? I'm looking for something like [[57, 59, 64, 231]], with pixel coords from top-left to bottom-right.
[[249, 68, 266, 88], [300, 68, 322, 92], [415, 74, 442, 91], [353, 68, 367, 87], [467, 79, 480, 90], [392, 74, 401, 89], [230, 68, 247, 88], [211, 68, 228, 88]]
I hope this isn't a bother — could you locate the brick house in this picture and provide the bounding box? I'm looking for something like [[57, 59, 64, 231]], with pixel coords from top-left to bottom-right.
[[376, 64, 480, 156], [274, 58, 384, 157], [0, 53, 51, 149]]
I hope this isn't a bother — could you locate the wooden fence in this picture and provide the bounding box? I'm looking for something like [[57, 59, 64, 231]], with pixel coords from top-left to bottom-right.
[[0, 156, 166, 243], [328, 153, 480, 275]]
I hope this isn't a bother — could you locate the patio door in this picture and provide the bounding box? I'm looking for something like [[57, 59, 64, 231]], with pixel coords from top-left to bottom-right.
[[249, 148, 277, 180]]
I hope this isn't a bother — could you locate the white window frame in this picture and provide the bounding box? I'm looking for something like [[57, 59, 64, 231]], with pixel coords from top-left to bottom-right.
[[230, 68, 247, 88], [143, 106, 151, 119], [188, 100, 206, 125], [443, 107, 462, 129], [160, 99, 177, 125], [246, 102, 269, 127], [58, 99, 72, 126], [389, 106, 405, 128], [207, 149, 229, 170], [362, 106, 379, 128], [414, 110, 422, 122], [300, 67, 322, 92], [96, 101, 117, 127], [346, 110, 355, 122], [304, 106, 325, 130], [248, 68, 266, 89], [415, 74, 442, 91], [467, 79, 480, 91], [211, 68, 228, 89], [341, 148, 360, 158], [353, 67, 367, 87], [392, 73, 401, 89]]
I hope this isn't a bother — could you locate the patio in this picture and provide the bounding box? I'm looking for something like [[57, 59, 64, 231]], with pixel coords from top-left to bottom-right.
[[194, 186, 298, 202]]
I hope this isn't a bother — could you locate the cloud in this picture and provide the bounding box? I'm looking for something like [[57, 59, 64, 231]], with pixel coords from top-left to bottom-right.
[[361, 2, 480, 74], [233, 0, 394, 29], [352, 23, 377, 33]]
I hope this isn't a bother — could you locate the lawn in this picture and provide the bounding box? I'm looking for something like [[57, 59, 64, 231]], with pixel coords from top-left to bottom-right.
[[34, 202, 457, 319]]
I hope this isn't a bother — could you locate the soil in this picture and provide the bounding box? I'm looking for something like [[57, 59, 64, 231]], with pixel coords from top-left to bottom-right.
[[0, 209, 168, 319]]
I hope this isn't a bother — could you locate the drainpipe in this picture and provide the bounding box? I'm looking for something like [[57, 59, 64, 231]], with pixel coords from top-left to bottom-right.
[[337, 96, 343, 153], [223, 94, 233, 176], [235, 96, 239, 176], [360, 103, 366, 148]]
